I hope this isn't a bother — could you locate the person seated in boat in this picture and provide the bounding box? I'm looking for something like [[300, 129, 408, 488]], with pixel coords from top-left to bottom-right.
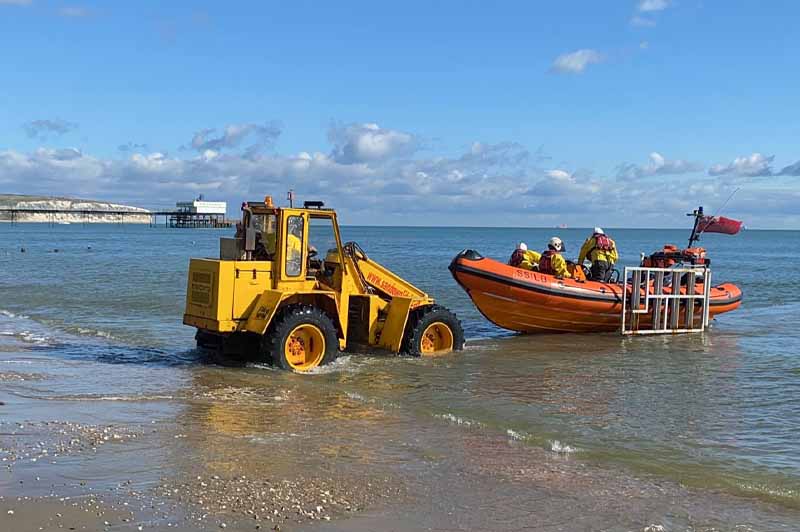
[[538, 237, 571, 278], [508, 242, 541, 271], [577, 227, 618, 282]]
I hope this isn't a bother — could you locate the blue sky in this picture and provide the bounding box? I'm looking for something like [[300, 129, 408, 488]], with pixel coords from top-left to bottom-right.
[[1, 0, 798, 228]]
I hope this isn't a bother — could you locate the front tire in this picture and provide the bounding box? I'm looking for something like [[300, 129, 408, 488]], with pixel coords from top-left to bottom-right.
[[402, 305, 465, 357], [264, 305, 339, 372]]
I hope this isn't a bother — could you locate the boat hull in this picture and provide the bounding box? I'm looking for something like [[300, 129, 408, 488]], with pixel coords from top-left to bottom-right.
[[449, 250, 742, 334]]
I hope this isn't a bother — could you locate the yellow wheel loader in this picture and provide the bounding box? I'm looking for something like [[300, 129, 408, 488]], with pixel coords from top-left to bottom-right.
[[183, 196, 465, 372]]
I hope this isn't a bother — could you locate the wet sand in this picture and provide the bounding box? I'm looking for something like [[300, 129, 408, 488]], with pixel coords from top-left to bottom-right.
[[3, 386, 799, 532], [2, 296, 800, 531]]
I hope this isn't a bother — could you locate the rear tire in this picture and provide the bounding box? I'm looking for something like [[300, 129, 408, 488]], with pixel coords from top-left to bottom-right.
[[195, 330, 222, 350], [263, 305, 339, 372], [402, 305, 465, 357]]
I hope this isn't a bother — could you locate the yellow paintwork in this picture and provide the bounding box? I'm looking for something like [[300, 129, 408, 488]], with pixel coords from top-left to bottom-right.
[[421, 323, 454, 355], [378, 296, 414, 352], [182, 199, 440, 355], [284, 324, 325, 371]]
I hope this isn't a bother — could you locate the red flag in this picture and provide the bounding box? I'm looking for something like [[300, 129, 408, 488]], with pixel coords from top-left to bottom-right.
[[697, 215, 743, 235]]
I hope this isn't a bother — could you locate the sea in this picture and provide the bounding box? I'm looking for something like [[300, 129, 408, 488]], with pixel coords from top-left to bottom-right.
[[1, 223, 799, 530]]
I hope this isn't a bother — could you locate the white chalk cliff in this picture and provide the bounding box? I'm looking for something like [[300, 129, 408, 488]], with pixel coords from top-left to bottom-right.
[[0, 195, 150, 223]]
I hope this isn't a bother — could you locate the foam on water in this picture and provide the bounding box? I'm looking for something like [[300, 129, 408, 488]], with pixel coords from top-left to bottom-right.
[[0, 311, 56, 346], [548, 440, 579, 454], [38, 393, 176, 402], [304, 354, 357, 374], [506, 429, 528, 441], [435, 412, 483, 427], [75, 327, 116, 340]]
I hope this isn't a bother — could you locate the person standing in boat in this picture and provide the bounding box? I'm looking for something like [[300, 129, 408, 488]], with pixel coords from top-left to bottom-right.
[[538, 237, 572, 278], [508, 242, 541, 271], [577, 227, 618, 282]]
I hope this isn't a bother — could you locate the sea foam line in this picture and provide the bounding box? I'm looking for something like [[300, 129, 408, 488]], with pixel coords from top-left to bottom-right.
[[435, 412, 483, 428], [506, 429, 580, 454]]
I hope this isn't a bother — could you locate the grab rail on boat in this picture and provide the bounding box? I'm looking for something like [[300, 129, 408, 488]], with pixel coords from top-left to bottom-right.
[[621, 266, 711, 335]]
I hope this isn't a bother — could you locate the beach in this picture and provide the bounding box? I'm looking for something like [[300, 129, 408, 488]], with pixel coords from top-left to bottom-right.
[[2, 224, 799, 531]]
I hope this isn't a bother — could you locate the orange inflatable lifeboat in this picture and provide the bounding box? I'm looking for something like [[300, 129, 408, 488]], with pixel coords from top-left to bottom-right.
[[449, 249, 742, 334]]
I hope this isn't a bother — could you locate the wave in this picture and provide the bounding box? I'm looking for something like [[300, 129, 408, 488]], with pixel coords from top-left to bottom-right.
[[304, 355, 357, 374], [506, 428, 580, 455], [548, 439, 579, 454], [0, 370, 46, 382], [1, 309, 29, 320], [21, 393, 176, 402], [75, 327, 116, 340], [434, 412, 483, 428]]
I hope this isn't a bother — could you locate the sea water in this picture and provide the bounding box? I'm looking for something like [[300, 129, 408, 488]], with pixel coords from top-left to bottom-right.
[[1, 223, 799, 529]]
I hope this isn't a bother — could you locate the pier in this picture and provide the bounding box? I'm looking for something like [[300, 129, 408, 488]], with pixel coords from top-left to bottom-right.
[[0, 197, 232, 228], [0, 207, 233, 228]]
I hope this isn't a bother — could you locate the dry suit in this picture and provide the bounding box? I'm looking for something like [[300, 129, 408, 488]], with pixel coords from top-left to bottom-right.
[[538, 250, 571, 278], [578, 234, 618, 282], [509, 249, 542, 271]]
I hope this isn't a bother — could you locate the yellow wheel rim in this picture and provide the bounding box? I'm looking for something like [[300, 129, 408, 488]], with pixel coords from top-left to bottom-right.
[[284, 324, 326, 371], [420, 322, 454, 356]]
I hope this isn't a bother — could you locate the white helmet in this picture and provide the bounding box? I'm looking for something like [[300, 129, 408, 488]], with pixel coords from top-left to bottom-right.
[[517, 241, 528, 251], [548, 237, 564, 252], [593, 227, 604, 235]]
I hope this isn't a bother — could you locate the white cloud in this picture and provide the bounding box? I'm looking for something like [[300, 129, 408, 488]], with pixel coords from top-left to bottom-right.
[[23, 119, 78, 139], [551, 49, 604, 74], [708, 153, 774, 177], [617, 152, 703, 180], [637, 0, 671, 12], [2, 123, 797, 226], [328, 122, 417, 163], [546, 169, 572, 180], [189, 122, 281, 154]]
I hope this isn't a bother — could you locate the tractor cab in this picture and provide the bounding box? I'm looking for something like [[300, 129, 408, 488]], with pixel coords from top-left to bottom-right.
[[220, 196, 342, 289]]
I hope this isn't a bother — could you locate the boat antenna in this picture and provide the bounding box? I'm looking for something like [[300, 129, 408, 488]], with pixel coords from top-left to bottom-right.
[[687, 187, 740, 248]]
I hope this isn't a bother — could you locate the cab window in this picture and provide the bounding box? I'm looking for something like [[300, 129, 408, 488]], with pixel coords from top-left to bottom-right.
[[309, 216, 337, 258], [285, 215, 304, 277], [251, 213, 277, 259]]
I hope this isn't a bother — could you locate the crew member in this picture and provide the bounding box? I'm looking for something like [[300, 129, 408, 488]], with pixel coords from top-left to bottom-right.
[[508, 242, 541, 271], [538, 237, 571, 278], [577, 227, 618, 282], [285, 217, 304, 275]]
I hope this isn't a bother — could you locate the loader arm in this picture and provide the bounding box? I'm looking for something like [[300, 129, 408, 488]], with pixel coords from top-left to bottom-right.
[[342, 242, 430, 300], [340, 242, 435, 352]]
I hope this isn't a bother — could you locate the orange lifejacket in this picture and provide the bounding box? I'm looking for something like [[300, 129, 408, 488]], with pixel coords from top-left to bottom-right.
[[539, 250, 557, 275]]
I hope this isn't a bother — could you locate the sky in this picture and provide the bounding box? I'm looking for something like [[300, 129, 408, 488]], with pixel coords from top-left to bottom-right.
[[1, 0, 798, 228]]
